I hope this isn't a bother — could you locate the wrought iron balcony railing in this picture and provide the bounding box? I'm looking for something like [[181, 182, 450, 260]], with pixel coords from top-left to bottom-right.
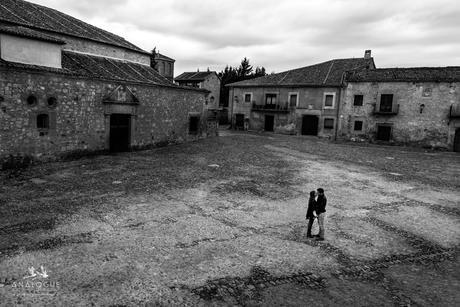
[[373, 104, 399, 115]]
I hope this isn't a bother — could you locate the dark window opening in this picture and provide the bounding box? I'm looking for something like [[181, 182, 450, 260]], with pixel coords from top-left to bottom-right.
[[353, 95, 363, 106], [27, 95, 37, 106], [265, 94, 277, 107], [289, 94, 297, 107], [379, 94, 394, 112], [189, 116, 200, 134], [37, 114, 49, 129], [244, 94, 252, 103], [324, 118, 334, 129], [354, 120, 363, 131], [47, 97, 57, 108], [324, 94, 334, 107], [0, 96, 4, 102], [376, 125, 392, 141]]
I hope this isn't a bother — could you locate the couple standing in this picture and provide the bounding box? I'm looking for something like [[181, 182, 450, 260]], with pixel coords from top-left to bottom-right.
[[305, 188, 327, 241]]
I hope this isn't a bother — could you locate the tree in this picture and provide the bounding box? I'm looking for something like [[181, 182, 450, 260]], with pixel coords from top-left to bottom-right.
[[150, 47, 158, 70], [218, 58, 267, 109]]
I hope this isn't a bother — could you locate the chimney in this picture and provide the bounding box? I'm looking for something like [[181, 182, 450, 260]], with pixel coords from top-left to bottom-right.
[[364, 50, 372, 59]]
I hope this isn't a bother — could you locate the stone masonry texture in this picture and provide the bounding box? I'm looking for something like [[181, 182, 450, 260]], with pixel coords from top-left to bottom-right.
[[0, 68, 208, 164], [230, 86, 339, 137], [338, 81, 460, 149]]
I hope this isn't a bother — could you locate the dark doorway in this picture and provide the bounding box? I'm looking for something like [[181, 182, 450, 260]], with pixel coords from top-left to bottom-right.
[[235, 114, 245, 130], [376, 125, 392, 141], [265, 115, 274, 132], [301, 115, 319, 135], [110, 114, 131, 152], [454, 129, 460, 152]]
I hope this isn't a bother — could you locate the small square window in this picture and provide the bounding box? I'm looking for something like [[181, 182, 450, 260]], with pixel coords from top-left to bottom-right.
[[354, 120, 363, 131], [244, 93, 252, 103], [324, 94, 334, 108], [353, 95, 363, 106], [324, 118, 334, 129]]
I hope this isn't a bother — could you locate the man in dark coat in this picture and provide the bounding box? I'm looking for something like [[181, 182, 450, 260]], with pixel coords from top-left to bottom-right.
[[305, 191, 317, 238], [315, 188, 327, 241]]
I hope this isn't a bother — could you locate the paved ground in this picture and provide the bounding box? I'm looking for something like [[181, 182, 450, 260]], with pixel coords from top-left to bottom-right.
[[0, 130, 459, 306]]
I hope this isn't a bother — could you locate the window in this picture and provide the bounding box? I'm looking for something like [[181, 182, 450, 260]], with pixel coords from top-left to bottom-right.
[[354, 120, 363, 131], [353, 95, 363, 106], [422, 87, 432, 97], [27, 95, 37, 106], [37, 114, 49, 129], [324, 118, 334, 129], [47, 97, 58, 108], [265, 93, 277, 106], [244, 93, 252, 103], [189, 116, 199, 134], [323, 93, 335, 108], [289, 93, 298, 107], [379, 94, 394, 112]]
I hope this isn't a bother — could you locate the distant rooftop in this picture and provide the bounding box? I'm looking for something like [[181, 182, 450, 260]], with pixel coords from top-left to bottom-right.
[[346, 67, 460, 82], [175, 71, 218, 82], [0, 0, 149, 54], [227, 57, 375, 87], [0, 25, 65, 44]]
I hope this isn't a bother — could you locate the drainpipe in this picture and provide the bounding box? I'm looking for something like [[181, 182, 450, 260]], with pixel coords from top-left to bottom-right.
[[334, 74, 346, 141], [229, 87, 234, 129]]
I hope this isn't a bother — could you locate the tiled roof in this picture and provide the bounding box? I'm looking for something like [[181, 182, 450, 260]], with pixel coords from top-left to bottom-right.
[[0, 0, 148, 54], [0, 50, 176, 87], [175, 71, 217, 82], [345, 67, 460, 82], [227, 58, 375, 87], [0, 24, 65, 44]]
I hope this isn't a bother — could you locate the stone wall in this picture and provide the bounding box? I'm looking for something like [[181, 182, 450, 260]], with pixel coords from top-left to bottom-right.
[[339, 81, 460, 149], [230, 86, 340, 137], [0, 68, 209, 164]]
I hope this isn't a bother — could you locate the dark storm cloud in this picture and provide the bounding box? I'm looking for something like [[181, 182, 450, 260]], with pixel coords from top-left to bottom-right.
[[30, 0, 460, 74]]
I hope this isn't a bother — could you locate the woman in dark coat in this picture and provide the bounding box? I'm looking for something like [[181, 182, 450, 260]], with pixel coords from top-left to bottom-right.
[[305, 190, 317, 238]]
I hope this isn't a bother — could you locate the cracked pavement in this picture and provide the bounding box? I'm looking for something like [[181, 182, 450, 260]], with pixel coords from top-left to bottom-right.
[[0, 130, 459, 306]]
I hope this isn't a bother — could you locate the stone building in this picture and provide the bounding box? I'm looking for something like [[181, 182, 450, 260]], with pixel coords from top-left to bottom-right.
[[154, 52, 175, 81], [227, 51, 375, 137], [339, 67, 460, 151], [0, 0, 212, 166], [175, 71, 221, 110]]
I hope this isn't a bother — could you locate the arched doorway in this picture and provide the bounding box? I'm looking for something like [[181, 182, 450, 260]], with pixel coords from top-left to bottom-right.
[[454, 128, 460, 152]]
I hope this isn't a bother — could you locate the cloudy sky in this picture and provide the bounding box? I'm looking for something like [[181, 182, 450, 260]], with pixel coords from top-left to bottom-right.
[[31, 0, 460, 76]]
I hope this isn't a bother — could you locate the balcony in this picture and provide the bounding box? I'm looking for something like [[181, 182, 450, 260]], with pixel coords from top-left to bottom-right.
[[251, 103, 290, 113], [373, 104, 399, 115]]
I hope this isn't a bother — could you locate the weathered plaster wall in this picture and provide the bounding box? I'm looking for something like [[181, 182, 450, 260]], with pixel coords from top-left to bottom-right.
[[339, 81, 460, 149], [230, 86, 340, 137], [202, 74, 221, 110], [0, 68, 208, 162], [41, 31, 151, 65], [0, 34, 62, 68]]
